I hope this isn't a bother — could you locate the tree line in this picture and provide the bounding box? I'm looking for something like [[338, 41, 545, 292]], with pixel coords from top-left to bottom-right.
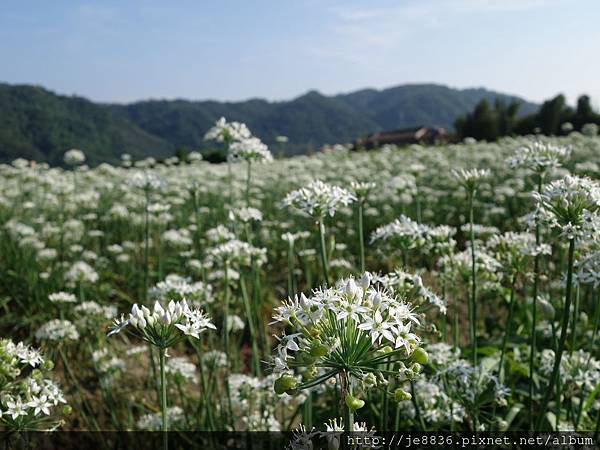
[[455, 94, 600, 141]]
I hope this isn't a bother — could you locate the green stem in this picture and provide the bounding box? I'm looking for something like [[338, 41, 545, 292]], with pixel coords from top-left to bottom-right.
[[240, 275, 261, 376], [159, 348, 168, 432], [287, 241, 295, 296], [410, 381, 426, 430], [498, 276, 517, 383], [529, 174, 543, 431], [358, 201, 365, 273], [570, 283, 580, 354], [317, 219, 330, 286], [343, 373, 353, 432], [144, 187, 150, 302], [468, 192, 477, 366], [536, 238, 576, 429]]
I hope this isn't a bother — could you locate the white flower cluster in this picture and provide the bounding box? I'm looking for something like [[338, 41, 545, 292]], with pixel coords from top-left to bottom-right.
[[165, 356, 198, 383], [137, 406, 185, 430], [229, 136, 273, 163], [206, 239, 267, 267], [203, 117, 251, 143], [534, 175, 600, 239], [539, 349, 600, 397], [272, 273, 421, 375], [128, 170, 165, 190], [36, 319, 80, 341], [48, 291, 77, 304], [229, 373, 303, 431], [374, 269, 447, 314], [282, 180, 356, 218], [370, 214, 427, 249], [350, 181, 377, 200], [229, 207, 263, 223], [508, 141, 571, 173], [109, 300, 216, 345], [0, 339, 68, 430], [64, 261, 99, 286], [452, 168, 490, 192], [63, 149, 86, 166], [150, 274, 214, 305]]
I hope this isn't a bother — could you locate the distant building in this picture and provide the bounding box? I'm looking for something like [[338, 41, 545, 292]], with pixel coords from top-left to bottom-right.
[[354, 126, 449, 150]]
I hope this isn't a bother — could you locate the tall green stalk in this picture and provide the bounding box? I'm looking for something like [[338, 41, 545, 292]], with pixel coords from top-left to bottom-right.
[[536, 238, 576, 429], [529, 174, 543, 430], [287, 240, 295, 296], [317, 219, 330, 286], [358, 201, 365, 273], [143, 187, 150, 302], [159, 348, 168, 432], [468, 192, 478, 366], [498, 275, 517, 383]]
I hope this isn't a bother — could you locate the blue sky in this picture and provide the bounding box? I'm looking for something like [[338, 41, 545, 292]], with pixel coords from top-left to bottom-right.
[[1, 0, 598, 105]]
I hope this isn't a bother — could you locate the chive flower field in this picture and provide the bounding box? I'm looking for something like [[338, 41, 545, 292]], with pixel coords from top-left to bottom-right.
[[2, 118, 600, 436]]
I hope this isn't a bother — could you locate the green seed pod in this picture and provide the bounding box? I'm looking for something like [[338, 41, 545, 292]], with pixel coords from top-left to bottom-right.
[[303, 366, 318, 380], [345, 394, 365, 412], [42, 360, 55, 371], [411, 347, 428, 365], [274, 374, 297, 395], [378, 345, 393, 355], [394, 388, 412, 402], [410, 363, 422, 373], [363, 372, 377, 388], [295, 351, 316, 366], [309, 340, 329, 358], [62, 405, 73, 415]]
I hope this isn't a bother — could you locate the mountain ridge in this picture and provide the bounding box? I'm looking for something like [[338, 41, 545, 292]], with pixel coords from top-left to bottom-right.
[[0, 82, 539, 165]]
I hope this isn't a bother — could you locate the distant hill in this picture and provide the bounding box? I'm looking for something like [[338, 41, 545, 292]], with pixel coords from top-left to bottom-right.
[[0, 82, 538, 165]]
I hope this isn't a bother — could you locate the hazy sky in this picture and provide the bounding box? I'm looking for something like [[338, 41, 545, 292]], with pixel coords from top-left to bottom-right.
[[1, 0, 598, 105]]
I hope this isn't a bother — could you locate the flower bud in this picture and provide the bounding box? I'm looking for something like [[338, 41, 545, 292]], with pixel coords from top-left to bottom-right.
[[295, 351, 316, 366], [378, 345, 393, 355], [303, 366, 318, 380], [363, 372, 377, 387], [345, 394, 365, 412], [42, 360, 54, 371], [309, 340, 329, 358], [344, 279, 358, 298], [62, 405, 73, 415], [360, 273, 371, 290], [394, 388, 412, 402], [411, 347, 428, 365], [274, 374, 297, 395]]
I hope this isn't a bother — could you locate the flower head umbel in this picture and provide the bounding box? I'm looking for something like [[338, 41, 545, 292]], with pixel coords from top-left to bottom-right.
[[108, 299, 216, 348], [271, 272, 426, 411], [63, 149, 85, 166], [0, 339, 69, 431], [508, 141, 571, 174], [452, 168, 489, 193], [282, 180, 356, 218], [350, 181, 376, 202], [370, 215, 428, 252], [204, 117, 252, 144], [229, 137, 273, 163], [534, 175, 600, 239]]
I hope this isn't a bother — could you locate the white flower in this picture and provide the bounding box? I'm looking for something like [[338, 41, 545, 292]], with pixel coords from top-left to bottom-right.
[[6, 398, 28, 420], [64, 149, 86, 166], [282, 180, 356, 218], [27, 396, 52, 416]]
